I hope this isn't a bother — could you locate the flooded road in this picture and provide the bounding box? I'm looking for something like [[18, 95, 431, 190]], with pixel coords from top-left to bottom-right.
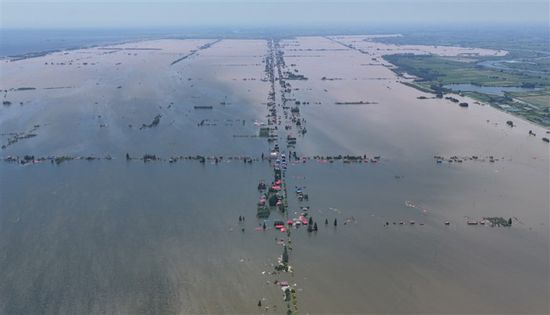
[[1, 36, 548, 314]]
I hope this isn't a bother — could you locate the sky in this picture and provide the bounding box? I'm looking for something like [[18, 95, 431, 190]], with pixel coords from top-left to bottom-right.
[[0, 0, 548, 29]]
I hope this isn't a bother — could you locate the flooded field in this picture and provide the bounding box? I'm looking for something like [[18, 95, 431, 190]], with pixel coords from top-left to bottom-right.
[[1, 36, 548, 314], [443, 83, 541, 96]]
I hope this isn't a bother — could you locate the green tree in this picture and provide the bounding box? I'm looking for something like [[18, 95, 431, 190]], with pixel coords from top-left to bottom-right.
[[282, 245, 289, 265]]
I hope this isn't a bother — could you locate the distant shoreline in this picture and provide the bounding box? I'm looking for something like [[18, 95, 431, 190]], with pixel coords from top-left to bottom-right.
[[0, 32, 402, 61], [0, 36, 161, 61], [0, 25, 458, 59], [2, 25, 547, 62]]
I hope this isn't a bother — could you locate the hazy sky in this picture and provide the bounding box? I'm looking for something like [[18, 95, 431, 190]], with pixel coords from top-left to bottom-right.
[[0, 0, 548, 29]]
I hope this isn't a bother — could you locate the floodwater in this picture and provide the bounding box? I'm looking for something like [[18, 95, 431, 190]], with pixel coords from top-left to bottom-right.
[[1, 36, 549, 314], [478, 59, 550, 75], [443, 83, 541, 96]]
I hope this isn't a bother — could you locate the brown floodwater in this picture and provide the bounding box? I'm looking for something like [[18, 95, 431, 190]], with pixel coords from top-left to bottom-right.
[[0, 37, 548, 314]]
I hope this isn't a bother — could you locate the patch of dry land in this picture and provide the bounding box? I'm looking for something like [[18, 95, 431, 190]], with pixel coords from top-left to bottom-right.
[[0, 36, 548, 314]]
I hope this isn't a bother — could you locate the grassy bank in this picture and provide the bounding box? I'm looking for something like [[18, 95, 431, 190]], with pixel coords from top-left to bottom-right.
[[384, 54, 550, 127]]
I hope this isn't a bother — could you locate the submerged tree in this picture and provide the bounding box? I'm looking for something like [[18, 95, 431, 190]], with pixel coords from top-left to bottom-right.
[[282, 245, 289, 265], [284, 288, 291, 301]]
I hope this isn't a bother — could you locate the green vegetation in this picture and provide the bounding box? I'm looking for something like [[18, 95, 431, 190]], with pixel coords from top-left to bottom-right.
[[259, 127, 270, 137], [377, 27, 550, 126], [511, 90, 550, 108], [384, 54, 548, 87], [282, 245, 289, 265], [483, 217, 513, 227], [384, 54, 550, 127], [375, 27, 549, 60]]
